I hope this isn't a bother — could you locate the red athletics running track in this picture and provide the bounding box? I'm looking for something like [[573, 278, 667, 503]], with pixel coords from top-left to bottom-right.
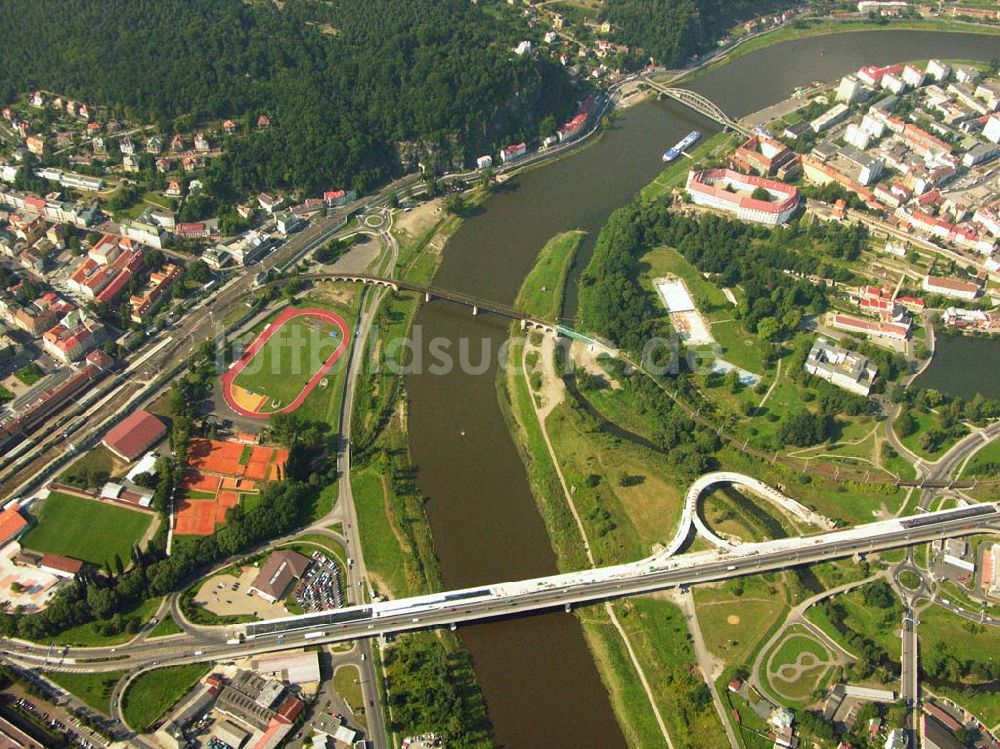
[[221, 307, 350, 419]]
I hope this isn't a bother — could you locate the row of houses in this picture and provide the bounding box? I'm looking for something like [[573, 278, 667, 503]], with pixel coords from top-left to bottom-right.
[[942, 306, 1000, 331], [819, 62, 1000, 256], [66, 234, 144, 303], [0, 185, 100, 229], [0, 349, 115, 453], [41, 309, 105, 363]]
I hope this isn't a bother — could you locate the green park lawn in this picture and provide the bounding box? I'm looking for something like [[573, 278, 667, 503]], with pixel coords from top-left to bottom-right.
[[122, 663, 210, 732], [15, 363, 44, 385], [765, 627, 834, 704], [352, 467, 410, 598], [49, 596, 163, 647], [232, 313, 342, 407], [46, 670, 126, 714], [771, 633, 829, 669], [709, 320, 771, 376], [641, 245, 730, 315], [21, 492, 153, 568], [918, 605, 1000, 725], [333, 665, 366, 729], [805, 583, 901, 662], [898, 409, 966, 461], [515, 230, 585, 320], [961, 437, 1000, 479], [56, 445, 119, 488], [147, 614, 183, 639], [695, 582, 790, 669]]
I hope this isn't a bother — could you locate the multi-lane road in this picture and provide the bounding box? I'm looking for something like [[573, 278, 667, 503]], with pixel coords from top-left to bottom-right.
[[7, 500, 996, 678]]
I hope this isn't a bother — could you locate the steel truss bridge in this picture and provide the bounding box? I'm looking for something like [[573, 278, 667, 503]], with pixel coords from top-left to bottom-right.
[[641, 75, 751, 137]]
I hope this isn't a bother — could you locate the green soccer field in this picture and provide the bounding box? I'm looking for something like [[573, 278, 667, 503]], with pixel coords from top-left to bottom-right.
[[232, 315, 342, 408], [21, 492, 153, 568]]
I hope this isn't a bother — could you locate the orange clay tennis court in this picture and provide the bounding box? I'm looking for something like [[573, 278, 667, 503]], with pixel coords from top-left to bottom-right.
[[174, 439, 288, 535], [175, 499, 217, 535]]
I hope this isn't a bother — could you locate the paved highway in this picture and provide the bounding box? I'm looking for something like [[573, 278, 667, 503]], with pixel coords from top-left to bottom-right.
[[8, 500, 996, 678], [332, 209, 395, 749]]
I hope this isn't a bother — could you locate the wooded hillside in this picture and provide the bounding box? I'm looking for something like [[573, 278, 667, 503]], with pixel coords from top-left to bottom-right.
[[0, 0, 577, 196]]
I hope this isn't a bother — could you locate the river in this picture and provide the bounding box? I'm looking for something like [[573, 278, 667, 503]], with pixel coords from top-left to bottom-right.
[[403, 29, 1000, 749]]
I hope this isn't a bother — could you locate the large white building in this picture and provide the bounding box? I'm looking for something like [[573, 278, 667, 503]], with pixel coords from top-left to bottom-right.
[[901, 64, 925, 88], [861, 113, 886, 139], [844, 123, 872, 150], [985, 115, 1000, 145], [926, 59, 951, 83], [810, 103, 850, 134], [881, 72, 906, 95], [685, 169, 799, 226], [836, 75, 866, 104], [804, 337, 878, 397]]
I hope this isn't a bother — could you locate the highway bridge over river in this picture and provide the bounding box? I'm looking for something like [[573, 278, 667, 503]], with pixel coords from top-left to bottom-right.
[[236, 488, 997, 647], [7, 477, 997, 678], [290, 272, 561, 334]]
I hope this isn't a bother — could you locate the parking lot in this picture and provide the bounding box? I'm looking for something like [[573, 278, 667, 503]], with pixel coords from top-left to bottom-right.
[[194, 565, 286, 619], [2, 682, 110, 748], [292, 551, 345, 613]]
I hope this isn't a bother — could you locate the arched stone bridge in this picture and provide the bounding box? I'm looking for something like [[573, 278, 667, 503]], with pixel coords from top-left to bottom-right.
[[640, 75, 751, 137]]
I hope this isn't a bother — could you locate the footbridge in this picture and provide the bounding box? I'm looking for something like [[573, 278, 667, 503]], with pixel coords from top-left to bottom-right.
[[640, 75, 751, 137], [663, 471, 837, 556], [295, 272, 561, 333]]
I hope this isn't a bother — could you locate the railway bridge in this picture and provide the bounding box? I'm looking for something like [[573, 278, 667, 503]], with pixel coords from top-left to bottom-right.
[[640, 75, 751, 137]]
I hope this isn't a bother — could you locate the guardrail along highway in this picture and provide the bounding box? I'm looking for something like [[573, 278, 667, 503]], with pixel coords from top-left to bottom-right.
[[239, 501, 998, 647]]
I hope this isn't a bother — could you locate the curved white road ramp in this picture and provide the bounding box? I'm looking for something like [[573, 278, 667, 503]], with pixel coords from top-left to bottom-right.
[[663, 471, 836, 556]]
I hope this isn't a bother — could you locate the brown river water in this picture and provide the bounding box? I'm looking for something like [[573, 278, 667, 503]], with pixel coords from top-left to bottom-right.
[[403, 30, 1000, 748]]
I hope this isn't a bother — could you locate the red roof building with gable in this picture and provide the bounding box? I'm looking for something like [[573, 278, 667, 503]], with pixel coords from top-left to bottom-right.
[[0, 503, 28, 546], [275, 694, 304, 724], [40, 553, 84, 578], [102, 410, 167, 460]]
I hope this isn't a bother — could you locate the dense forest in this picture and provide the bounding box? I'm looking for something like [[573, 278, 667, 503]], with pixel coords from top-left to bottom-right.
[[383, 635, 494, 748], [579, 203, 846, 357], [600, 0, 797, 66], [0, 0, 577, 197]]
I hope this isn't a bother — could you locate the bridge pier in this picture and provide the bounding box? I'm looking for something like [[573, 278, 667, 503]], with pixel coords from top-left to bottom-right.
[[520, 319, 528, 330], [472, 305, 479, 316], [424, 291, 431, 303], [564, 602, 571, 613]]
